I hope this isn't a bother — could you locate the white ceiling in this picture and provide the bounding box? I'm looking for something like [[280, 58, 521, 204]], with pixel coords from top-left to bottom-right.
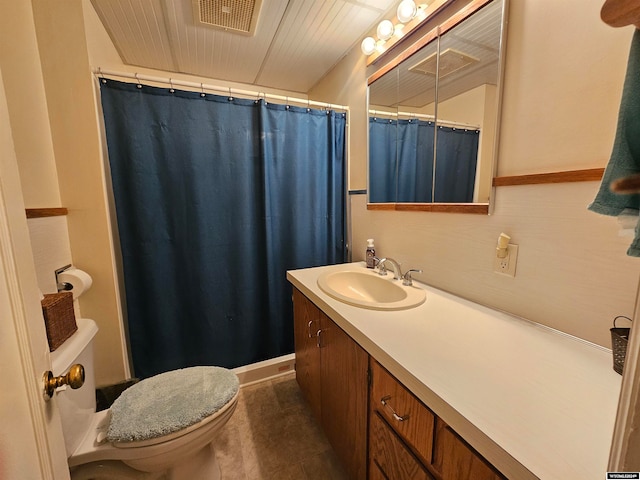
[[90, 0, 398, 94]]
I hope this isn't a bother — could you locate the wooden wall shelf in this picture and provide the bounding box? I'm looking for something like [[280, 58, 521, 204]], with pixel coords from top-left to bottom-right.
[[367, 203, 489, 214], [492, 168, 604, 187], [367, 168, 605, 213], [25, 208, 68, 218]]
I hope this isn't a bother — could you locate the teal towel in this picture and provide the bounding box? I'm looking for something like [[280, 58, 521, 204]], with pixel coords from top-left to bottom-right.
[[589, 29, 640, 256]]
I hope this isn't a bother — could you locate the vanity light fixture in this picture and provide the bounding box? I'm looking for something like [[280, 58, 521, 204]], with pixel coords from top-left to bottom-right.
[[397, 0, 418, 23], [361, 36, 377, 55], [361, 0, 437, 57], [377, 19, 395, 40]]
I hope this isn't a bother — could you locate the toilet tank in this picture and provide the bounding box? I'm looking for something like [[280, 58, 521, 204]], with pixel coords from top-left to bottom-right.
[[50, 318, 99, 457]]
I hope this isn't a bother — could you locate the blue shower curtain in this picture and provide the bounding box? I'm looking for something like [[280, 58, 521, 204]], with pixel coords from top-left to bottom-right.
[[368, 117, 398, 202], [100, 79, 346, 378], [397, 120, 435, 203], [434, 126, 479, 203], [369, 118, 478, 203]]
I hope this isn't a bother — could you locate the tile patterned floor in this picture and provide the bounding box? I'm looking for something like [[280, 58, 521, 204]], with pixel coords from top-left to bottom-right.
[[213, 372, 349, 480]]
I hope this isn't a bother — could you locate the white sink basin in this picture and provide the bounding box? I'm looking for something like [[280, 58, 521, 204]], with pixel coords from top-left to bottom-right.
[[317, 269, 426, 310]]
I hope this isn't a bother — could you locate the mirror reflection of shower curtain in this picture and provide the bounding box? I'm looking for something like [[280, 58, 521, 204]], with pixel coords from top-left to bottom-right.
[[100, 79, 346, 379], [397, 120, 435, 203], [369, 118, 479, 203], [369, 117, 398, 202], [434, 126, 479, 203]]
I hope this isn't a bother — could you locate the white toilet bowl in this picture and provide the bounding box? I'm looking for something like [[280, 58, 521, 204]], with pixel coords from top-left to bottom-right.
[[52, 318, 239, 480]]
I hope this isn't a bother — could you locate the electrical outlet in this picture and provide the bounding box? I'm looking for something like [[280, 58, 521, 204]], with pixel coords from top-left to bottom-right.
[[493, 244, 518, 277]]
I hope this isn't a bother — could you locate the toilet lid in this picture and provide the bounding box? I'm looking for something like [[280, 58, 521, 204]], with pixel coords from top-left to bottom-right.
[[106, 366, 239, 444]]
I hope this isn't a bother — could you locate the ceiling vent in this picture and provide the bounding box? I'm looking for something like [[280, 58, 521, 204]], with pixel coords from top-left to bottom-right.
[[192, 0, 262, 36], [409, 48, 479, 78]]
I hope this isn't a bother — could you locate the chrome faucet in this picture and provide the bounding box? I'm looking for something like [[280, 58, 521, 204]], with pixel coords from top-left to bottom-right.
[[402, 269, 423, 286], [377, 257, 402, 280]]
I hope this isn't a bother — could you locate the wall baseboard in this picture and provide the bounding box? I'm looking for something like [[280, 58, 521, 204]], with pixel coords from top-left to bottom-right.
[[232, 353, 296, 387]]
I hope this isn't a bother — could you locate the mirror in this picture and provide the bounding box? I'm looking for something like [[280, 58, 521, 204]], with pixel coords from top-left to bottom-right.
[[368, 0, 507, 209]]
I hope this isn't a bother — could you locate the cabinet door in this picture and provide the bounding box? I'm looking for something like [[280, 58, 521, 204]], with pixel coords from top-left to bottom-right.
[[292, 288, 322, 423], [320, 311, 369, 480], [369, 412, 435, 480], [434, 419, 505, 480], [370, 360, 435, 466]]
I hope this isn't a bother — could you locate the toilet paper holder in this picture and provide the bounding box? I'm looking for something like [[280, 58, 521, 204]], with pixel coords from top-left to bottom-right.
[[55, 264, 73, 293]]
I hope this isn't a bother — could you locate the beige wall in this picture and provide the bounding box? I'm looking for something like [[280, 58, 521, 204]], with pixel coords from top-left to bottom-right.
[[0, 0, 128, 387], [437, 85, 485, 124], [311, 44, 370, 190], [30, 0, 130, 387], [0, 0, 60, 207], [311, 0, 640, 348], [499, 1, 629, 175]]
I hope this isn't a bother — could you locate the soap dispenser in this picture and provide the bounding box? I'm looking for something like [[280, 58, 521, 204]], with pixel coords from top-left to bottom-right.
[[366, 239, 376, 268]]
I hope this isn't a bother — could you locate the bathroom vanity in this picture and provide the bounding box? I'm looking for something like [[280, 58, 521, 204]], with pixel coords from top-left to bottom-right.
[[287, 263, 622, 480]]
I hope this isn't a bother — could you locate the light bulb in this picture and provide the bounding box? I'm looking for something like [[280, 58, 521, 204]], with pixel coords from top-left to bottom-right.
[[361, 36, 376, 55], [397, 0, 417, 23], [377, 20, 394, 40]]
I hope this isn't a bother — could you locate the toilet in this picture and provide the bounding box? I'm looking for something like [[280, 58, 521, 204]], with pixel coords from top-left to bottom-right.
[[51, 318, 239, 480]]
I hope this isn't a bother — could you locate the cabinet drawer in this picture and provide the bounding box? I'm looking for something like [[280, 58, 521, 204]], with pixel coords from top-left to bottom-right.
[[370, 360, 435, 465], [434, 419, 505, 480], [369, 412, 434, 480]]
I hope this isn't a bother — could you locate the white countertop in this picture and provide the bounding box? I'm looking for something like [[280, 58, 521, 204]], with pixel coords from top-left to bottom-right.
[[287, 262, 622, 480]]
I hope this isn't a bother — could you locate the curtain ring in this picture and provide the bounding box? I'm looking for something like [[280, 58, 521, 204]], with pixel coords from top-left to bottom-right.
[[135, 73, 142, 89], [169, 78, 175, 93], [228, 87, 233, 101], [200, 83, 206, 97], [98, 67, 107, 84], [286, 97, 290, 110], [306, 98, 311, 113]]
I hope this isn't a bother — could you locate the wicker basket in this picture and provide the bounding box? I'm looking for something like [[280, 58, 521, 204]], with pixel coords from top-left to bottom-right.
[[611, 315, 632, 375], [41, 292, 77, 351]]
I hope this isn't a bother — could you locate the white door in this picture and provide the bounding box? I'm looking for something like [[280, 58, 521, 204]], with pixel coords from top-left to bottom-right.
[[0, 66, 69, 479]]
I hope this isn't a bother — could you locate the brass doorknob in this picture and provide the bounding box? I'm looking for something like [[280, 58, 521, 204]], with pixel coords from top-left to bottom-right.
[[43, 364, 85, 400]]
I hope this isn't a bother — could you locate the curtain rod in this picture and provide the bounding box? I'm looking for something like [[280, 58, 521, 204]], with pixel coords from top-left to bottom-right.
[[368, 109, 480, 130], [93, 68, 349, 112]]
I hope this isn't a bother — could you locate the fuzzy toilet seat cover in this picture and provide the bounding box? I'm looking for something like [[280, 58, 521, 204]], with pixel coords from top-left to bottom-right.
[[106, 366, 239, 443]]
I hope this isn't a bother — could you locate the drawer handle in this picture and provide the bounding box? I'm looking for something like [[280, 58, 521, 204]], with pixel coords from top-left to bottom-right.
[[316, 329, 323, 348], [307, 320, 315, 338], [381, 395, 410, 422]]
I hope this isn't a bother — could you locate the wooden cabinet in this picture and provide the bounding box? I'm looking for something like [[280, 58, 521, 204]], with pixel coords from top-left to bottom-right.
[[370, 360, 505, 480], [370, 359, 435, 466], [369, 412, 435, 480], [293, 288, 322, 422], [293, 288, 506, 480], [292, 288, 368, 480], [433, 418, 505, 480]]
